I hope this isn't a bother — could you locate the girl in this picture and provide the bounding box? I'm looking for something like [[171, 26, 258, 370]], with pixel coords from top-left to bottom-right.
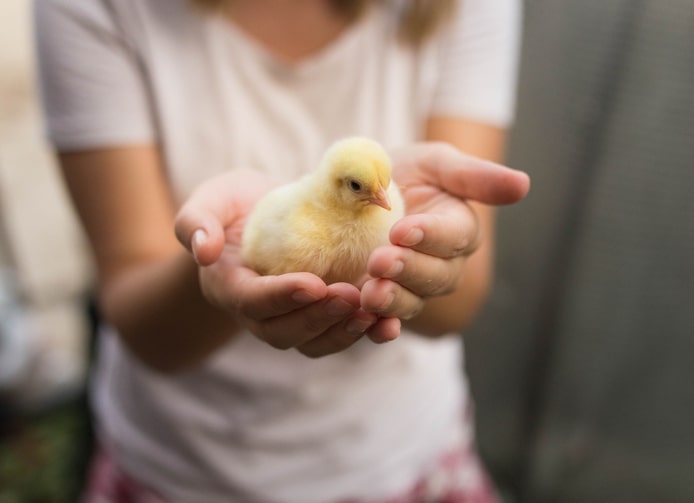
[[35, 0, 526, 501]]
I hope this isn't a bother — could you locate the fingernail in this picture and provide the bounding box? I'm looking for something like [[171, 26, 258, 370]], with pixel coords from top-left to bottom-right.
[[345, 318, 373, 336], [399, 228, 423, 247], [326, 298, 355, 317], [385, 260, 404, 278], [292, 290, 321, 304], [192, 229, 207, 263]]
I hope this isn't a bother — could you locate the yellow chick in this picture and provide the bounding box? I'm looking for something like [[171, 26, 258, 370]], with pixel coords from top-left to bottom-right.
[[241, 137, 405, 285]]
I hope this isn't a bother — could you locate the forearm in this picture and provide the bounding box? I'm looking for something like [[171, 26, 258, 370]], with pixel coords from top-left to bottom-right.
[[59, 146, 240, 373], [100, 249, 239, 373]]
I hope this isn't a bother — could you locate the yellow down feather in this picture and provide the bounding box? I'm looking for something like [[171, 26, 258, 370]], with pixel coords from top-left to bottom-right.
[[241, 137, 405, 285]]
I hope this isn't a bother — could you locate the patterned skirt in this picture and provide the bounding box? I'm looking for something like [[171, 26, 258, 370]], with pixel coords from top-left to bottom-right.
[[83, 421, 499, 503]]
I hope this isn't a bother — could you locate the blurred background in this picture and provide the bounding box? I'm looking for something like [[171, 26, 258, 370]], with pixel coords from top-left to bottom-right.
[[1, 0, 95, 501], [1, 0, 693, 502], [465, 1, 694, 502]]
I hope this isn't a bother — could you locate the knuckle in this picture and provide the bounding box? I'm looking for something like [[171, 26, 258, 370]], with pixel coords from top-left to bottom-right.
[[451, 233, 473, 256], [425, 267, 452, 295], [453, 230, 480, 257], [458, 203, 482, 256], [437, 267, 458, 295], [415, 263, 457, 298], [399, 301, 424, 320]]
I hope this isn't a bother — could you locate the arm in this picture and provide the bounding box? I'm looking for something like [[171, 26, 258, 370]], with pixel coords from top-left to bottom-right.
[[58, 146, 240, 372], [35, 1, 237, 372]]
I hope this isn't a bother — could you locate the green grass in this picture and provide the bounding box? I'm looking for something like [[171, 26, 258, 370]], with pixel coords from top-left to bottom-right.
[[0, 397, 93, 503]]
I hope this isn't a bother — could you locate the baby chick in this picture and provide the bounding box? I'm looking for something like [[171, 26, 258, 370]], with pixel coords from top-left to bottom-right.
[[241, 137, 405, 285]]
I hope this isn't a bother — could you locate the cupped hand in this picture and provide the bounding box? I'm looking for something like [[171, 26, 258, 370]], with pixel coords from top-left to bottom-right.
[[175, 169, 380, 358], [360, 142, 530, 325]]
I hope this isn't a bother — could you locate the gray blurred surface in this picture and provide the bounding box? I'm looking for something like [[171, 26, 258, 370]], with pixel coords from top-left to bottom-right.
[[464, 1, 694, 502], [0, 0, 93, 409]]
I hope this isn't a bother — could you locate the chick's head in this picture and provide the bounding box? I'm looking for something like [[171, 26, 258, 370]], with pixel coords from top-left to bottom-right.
[[320, 137, 394, 211]]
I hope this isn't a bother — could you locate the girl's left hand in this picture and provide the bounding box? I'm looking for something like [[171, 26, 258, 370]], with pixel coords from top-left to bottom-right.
[[360, 142, 530, 340]]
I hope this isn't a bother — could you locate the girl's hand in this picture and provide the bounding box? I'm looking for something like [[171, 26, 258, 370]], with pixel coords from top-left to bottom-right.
[[174, 169, 380, 358], [360, 142, 530, 334]]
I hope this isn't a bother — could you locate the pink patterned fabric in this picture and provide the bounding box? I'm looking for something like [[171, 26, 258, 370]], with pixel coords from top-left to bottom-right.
[[83, 440, 499, 503], [82, 448, 167, 503], [340, 439, 500, 503]]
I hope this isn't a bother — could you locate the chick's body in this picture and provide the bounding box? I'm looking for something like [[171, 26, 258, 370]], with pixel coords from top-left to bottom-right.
[[241, 137, 404, 285]]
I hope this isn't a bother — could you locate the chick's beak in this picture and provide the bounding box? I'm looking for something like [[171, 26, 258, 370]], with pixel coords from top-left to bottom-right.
[[368, 186, 391, 211]]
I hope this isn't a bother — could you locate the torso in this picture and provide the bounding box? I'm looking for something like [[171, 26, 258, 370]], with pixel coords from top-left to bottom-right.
[[225, 0, 353, 63], [70, 0, 503, 499]]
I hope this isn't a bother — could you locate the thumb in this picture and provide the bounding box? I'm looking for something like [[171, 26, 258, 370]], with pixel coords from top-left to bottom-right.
[[174, 175, 236, 266], [414, 143, 530, 205], [174, 169, 277, 266], [174, 206, 226, 266]]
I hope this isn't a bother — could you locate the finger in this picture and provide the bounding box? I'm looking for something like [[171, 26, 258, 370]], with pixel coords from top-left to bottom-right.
[[174, 212, 226, 266], [397, 142, 530, 205], [249, 283, 361, 349], [367, 246, 466, 298], [233, 270, 329, 320], [388, 200, 480, 258], [174, 170, 274, 266], [366, 317, 401, 344], [174, 181, 234, 265], [360, 278, 425, 320], [296, 310, 378, 358]]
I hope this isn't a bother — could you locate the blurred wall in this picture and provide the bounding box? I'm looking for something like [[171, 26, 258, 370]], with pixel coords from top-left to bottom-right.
[[465, 1, 694, 502], [0, 0, 94, 407]]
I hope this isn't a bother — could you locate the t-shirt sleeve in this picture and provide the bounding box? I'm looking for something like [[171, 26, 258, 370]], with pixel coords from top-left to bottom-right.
[[34, 0, 155, 151], [430, 0, 522, 127]]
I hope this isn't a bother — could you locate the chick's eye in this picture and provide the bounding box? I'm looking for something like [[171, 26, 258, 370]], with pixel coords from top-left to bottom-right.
[[348, 180, 362, 192]]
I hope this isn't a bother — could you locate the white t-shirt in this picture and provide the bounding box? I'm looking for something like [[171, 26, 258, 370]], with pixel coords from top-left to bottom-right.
[[36, 1, 521, 501]]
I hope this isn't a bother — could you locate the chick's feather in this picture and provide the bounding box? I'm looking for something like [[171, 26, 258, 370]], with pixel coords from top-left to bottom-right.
[[241, 137, 405, 285]]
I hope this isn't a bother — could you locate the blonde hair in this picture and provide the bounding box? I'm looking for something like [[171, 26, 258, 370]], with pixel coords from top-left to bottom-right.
[[191, 0, 457, 45]]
